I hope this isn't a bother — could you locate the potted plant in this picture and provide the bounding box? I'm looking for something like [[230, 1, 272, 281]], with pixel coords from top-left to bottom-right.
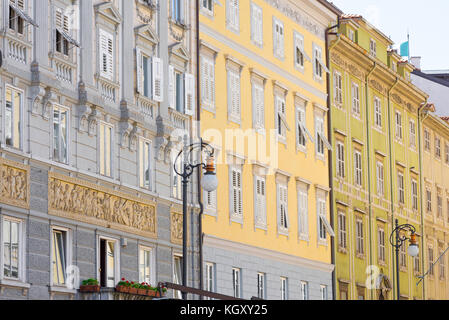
[[129, 282, 139, 295], [116, 278, 131, 293], [79, 279, 100, 293], [137, 283, 149, 296]]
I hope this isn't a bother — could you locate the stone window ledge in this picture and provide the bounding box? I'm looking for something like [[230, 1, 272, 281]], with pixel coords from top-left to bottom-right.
[[0, 279, 31, 296]]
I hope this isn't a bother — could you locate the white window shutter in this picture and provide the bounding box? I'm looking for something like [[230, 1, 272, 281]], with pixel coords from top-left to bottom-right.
[[234, 0, 239, 30], [184, 73, 195, 116], [250, 4, 255, 41], [136, 48, 143, 94], [201, 59, 208, 104], [208, 61, 215, 106], [99, 29, 114, 80], [257, 85, 264, 127], [152, 57, 163, 102], [168, 65, 175, 108]]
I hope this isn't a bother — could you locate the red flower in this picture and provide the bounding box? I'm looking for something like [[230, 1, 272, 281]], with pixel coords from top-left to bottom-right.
[[121, 278, 125, 281]]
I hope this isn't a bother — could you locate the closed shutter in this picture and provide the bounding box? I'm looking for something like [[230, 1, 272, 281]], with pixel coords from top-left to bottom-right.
[[201, 58, 208, 104], [99, 29, 114, 80], [233, 0, 239, 29], [229, 70, 240, 119], [168, 65, 175, 108], [152, 57, 163, 102], [184, 73, 195, 116], [255, 177, 266, 225], [208, 61, 215, 106], [136, 48, 143, 94], [232, 169, 242, 216]]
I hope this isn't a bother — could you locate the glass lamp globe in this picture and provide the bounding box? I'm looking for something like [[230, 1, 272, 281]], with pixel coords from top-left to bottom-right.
[[407, 244, 419, 257], [202, 173, 218, 193]]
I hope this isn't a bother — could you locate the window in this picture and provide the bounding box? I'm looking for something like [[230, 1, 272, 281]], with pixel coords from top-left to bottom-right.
[[424, 129, 431, 151], [374, 97, 382, 128], [317, 198, 334, 241], [445, 143, 449, 164], [252, 82, 264, 130], [257, 273, 265, 299], [175, 71, 184, 113], [173, 255, 183, 299], [435, 136, 441, 158], [426, 189, 432, 213], [99, 123, 112, 177], [226, 0, 239, 32], [409, 120, 416, 148], [280, 277, 288, 300], [378, 227, 385, 263], [99, 29, 114, 80], [276, 95, 288, 139], [171, 0, 184, 24], [201, 56, 215, 110], [320, 285, 328, 300], [136, 50, 162, 101], [230, 167, 243, 218], [338, 210, 347, 250], [169, 67, 194, 115], [2, 217, 22, 280], [172, 154, 183, 200], [414, 251, 420, 273], [9, 0, 29, 35], [370, 39, 377, 57], [336, 142, 345, 178], [278, 184, 289, 232], [334, 72, 343, 106], [429, 247, 434, 276], [300, 281, 309, 300], [348, 29, 355, 41], [227, 68, 241, 122], [232, 268, 241, 298], [251, 3, 263, 46], [352, 83, 360, 116], [139, 139, 153, 191], [5, 86, 22, 149], [438, 194, 443, 218], [273, 17, 284, 59], [294, 32, 308, 69], [357, 286, 365, 300], [202, 0, 213, 14], [298, 187, 309, 239], [395, 111, 402, 140], [400, 237, 406, 268], [204, 187, 217, 213], [376, 161, 384, 196], [296, 105, 313, 150], [205, 262, 215, 298], [354, 150, 362, 187], [99, 238, 117, 288], [313, 44, 328, 80], [53, 105, 69, 164], [356, 219, 364, 256], [315, 116, 331, 157], [139, 247, 153, 285], [55, 8, 70, 56], [411, 179, 418, 211], [398, 171, 405, 204], [254, 176, 266, 228], [51, 228, 69, 286], [340, 284, 348, 300], [440, 250, 445, 280]]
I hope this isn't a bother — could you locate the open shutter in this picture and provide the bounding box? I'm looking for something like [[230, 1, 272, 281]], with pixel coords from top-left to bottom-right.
[[152, 57, 163, 102], [99, 29, 114, 80], [136, 48, 143, 94], [184, 73, 195, 116], [168, 65, 175, 108], [201, 59, 208, 104]]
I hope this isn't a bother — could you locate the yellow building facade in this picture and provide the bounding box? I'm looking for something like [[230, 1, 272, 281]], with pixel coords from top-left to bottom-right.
[[198, 0, 339, 299], [421, 110, 449, 300]]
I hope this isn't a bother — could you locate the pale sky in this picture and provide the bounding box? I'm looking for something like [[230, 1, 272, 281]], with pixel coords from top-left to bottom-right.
[[329, 0, 449, 71]]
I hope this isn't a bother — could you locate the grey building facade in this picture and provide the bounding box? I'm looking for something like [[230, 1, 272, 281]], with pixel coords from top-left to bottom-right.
[[0, 0, 200, 299]]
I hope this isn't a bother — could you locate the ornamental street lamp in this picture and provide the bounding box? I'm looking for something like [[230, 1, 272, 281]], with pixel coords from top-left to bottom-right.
[[389, 219, 419, 300], [173, 141, 218, 300]]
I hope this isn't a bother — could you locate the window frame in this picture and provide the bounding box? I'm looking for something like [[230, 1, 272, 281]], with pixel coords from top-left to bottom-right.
[[97, 235, 120, 288], [351, 82, 360, 117], [4, 85, 24, 150], [232, 267, 241, 298], [1, 215, 26, 283], [52, 104, 70, 165], [273, 16, 284, 60], [139, 138, 154, 191], [98, 121, 113, 178], [139, 245, 155, 285], [374, 96, 382, 129], [50, 226, 73, 288]]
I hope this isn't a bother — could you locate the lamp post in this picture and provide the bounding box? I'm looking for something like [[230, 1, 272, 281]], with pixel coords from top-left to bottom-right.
[[389, 219, 419, 300], [173, 141, 218, 300]]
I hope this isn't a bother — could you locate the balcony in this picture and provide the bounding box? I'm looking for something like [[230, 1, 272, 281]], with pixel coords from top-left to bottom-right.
[[98, 78, 118, 103], [54, 59, 74, 84], [7, 37, 28, 64], [169, 108, 190, 132]]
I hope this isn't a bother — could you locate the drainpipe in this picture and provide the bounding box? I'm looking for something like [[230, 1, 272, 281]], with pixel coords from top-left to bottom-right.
[[195, 0, 204, 299], [387, 77, 400, 299], [417, 102, 429, 300], [325, 16, 340, 301], [364, 62, 377, 300]]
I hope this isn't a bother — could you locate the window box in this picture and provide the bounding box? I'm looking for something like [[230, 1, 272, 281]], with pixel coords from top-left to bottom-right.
[[79, 285, 100, 293]]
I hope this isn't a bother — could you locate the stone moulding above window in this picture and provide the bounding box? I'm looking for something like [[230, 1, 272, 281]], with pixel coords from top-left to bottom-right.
[[250, 68, 268, 84], [225, 54, 245, 70], [169, 42, 190, 63], [134, 24, 159, 48], [94, 2, 122, 26], [48, 172, 157, 239], [251, 162, 269, 177], [313, 102, 329, 114], [272, 80, 289, 95], [294, 91, 309, 105], [200, 40, 220, 56]]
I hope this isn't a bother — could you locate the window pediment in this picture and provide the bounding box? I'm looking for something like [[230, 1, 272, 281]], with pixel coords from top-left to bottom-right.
[[169, 42, 190, 62], [135, 24, 159, 45], [95, 2, 122, 25]]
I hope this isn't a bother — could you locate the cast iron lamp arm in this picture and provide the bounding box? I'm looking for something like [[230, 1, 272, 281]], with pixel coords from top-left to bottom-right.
[[389, 224, 416, 249]]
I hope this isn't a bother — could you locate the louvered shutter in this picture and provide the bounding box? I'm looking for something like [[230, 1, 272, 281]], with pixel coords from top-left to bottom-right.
[[136, 48, 143, 94], [99, 29, 114, 80], [201, 59, 208, 104], [168, 65, 175, 108], [208, 61, 215, 106], [232, 71, 240, 119], [256, 6, 263, 45], [184, 73, 195, 116], [152, 57, 163, 102], [237, 170, 242, 215], [233, 0, 239, 30]]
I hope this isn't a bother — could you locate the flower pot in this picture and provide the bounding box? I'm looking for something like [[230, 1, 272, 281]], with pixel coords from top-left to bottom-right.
[[79, 285, 100, 293], [147, 290, 157, 297], [137, 288, 147, 296], [129, 287, 138, 295], [116, 285, 130, 293]]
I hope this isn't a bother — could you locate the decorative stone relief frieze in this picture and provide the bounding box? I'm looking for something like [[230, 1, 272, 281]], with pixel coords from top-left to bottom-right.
[[370, 79, 386, 95], [330, 53, 364, 79], [48, 172, 157, 238], [171, 211, 183, 245], [0, 159, 30, 210]]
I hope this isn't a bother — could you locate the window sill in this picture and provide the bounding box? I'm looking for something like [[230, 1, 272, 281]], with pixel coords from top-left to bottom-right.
[[0, 279, 30, 296], [230, 214, 243, 225], [338, 247, 348, 254], [49, 285, 77, 295], [200, 8, 214, 19], [299, 234, 309, 242], [318, 239, 328, 247]]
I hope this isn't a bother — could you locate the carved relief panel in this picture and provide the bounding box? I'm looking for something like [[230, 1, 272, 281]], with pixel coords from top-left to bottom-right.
[[0, 159, 30, 209]]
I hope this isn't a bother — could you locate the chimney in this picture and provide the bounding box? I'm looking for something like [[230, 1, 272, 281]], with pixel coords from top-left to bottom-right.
[[410, 56, 421, 70]]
